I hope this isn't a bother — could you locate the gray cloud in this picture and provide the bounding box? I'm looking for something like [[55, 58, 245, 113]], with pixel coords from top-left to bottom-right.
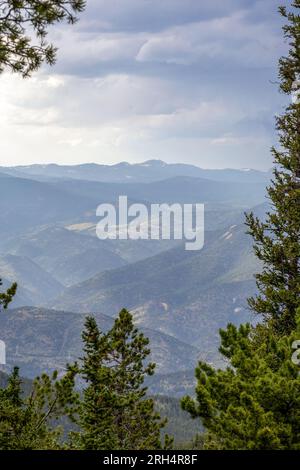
[[78, 0, 257, 33], [0, 0, 291, 169]]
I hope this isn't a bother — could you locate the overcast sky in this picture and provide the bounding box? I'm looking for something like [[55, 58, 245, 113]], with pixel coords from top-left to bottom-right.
[[0, 0, 290, 169]]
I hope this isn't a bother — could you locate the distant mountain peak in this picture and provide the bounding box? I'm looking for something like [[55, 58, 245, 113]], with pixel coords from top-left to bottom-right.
[[0, 160, 271, 185], [141, 159, 167, 167]]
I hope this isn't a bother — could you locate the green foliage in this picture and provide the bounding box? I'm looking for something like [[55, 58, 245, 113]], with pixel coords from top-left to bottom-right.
[[72, 309, 172, 450], [182, 1, 300, 450], [0, 308, 174, 449], [0, 365, 79, 449], [0, 0, 85, 76], [245, 2, 300, 336], [0, 278, 17, 310], [182, 313, 300, 449]]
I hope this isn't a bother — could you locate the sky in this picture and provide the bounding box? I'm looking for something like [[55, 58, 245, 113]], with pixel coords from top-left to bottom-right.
[[0, 0, 291, 170]]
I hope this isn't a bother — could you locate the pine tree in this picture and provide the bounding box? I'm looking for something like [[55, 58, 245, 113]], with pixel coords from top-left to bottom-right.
[[0, 278, 17, 311], [0, 1, 86, 77], [245, 1, 300, 336], [72, 309, 171, 450], [182, 312, 300, 449], [181, 1, 300, 449], [0, 365, 79, 449]]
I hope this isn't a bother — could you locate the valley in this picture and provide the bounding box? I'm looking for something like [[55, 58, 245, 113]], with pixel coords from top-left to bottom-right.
[[0, 160, 267, 396]]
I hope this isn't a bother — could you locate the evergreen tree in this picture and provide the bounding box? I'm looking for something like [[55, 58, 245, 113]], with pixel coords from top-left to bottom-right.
[[72, 309, 171, 450], [0, 0, 85, 76], [0, 365, 79, 449], [182, 1, 300, 449], [0, 278, 17, 310], [182, 312, 300, 449], [0, 2, 86, 451], [245, 1, 300, 336]]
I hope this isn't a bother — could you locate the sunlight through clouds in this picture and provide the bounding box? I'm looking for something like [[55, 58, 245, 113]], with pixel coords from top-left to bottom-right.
[[0, 0, 289, 168]]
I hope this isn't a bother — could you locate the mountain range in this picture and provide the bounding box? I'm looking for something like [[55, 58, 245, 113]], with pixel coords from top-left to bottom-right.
[[0, 160, 269, 395], [0, 159, 272, 184], [50, 218, 260, 355]]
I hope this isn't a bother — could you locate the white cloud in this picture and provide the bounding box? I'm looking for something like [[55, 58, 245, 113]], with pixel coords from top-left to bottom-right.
[[56, 31, 144, 68], [0, 0, 289, 169], [136, 11, 283, 67], [46, 76, 65, 88]]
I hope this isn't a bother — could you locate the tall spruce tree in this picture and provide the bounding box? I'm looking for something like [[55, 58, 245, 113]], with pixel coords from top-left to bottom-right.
[[72, 309, 171, 450], [245, 1, 300, 336], [182, 1, 300, 449]]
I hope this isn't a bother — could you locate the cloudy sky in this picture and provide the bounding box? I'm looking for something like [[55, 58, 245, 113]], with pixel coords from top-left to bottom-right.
[[0, 0, 290, 169]]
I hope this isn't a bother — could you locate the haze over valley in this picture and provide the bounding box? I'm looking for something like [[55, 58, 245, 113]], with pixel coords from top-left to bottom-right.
[[0, 160, 267, 395]]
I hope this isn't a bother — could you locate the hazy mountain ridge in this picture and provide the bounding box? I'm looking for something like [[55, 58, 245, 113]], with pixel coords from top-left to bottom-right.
[[0, 169, 266, 298], [1, 226, 127, 287], [51, 222, 259, 313], [0, 306, 201, 378], [49, 221, 259, 357], [0, 170, 266, 242], [0, 161, 268, 396], [0, 173, 96, 238], [0, 254, 63, 305], [0, 160, 272, 184], [50, 175, 268, 207]]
